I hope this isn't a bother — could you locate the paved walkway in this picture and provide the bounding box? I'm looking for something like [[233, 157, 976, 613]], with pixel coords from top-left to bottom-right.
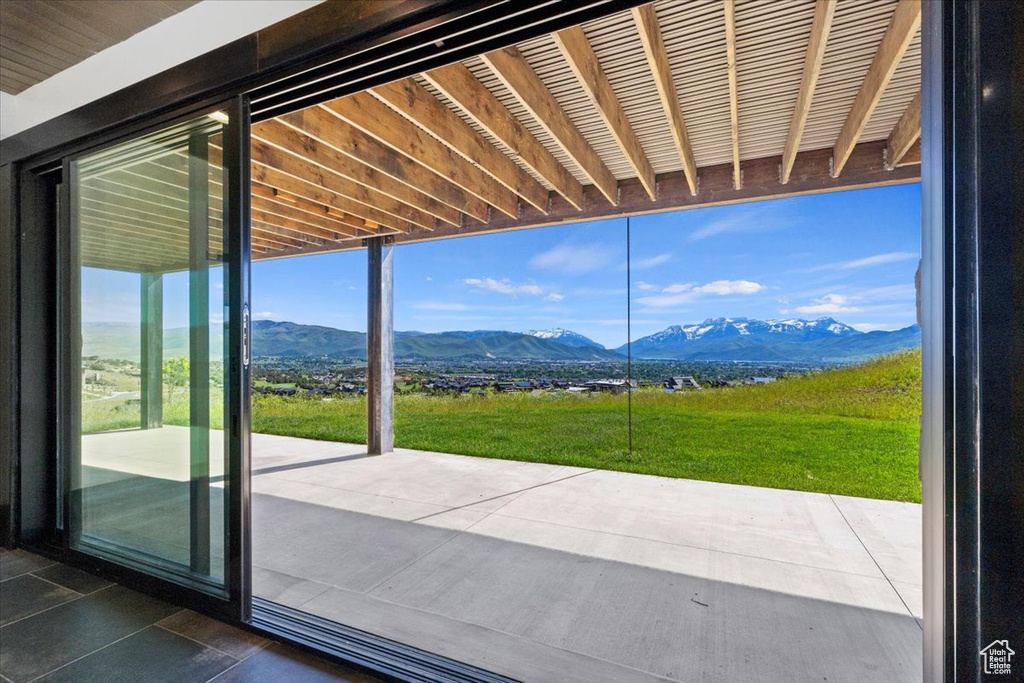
[[248, 432, 923, 683], [80, 427, 923, 681]]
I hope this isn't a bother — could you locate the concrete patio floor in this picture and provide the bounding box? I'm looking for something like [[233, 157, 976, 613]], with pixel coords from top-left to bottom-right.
[[247, 432, 923, 683], [79, 426, 923, 681]]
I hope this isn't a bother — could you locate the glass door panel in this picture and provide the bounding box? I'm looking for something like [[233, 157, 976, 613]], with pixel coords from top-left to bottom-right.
[[70, 113, 237, 594]]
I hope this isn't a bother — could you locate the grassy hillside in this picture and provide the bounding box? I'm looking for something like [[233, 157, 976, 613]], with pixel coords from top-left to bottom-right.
[[252, 350, 922, 502]]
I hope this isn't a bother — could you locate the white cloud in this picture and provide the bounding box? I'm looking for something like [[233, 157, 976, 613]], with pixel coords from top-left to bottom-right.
[[662, 283, 693, 294], [464, 277, 544, 297], [692, 280, 765, 295], [851, 322, 892, 332], [632, 253, 672, 270], [636, 292, 696, 308], [637, 279, 765, 308], [253, 311, 278, 320], [557, 317, 662, 326], [840, 251, 918, 269], [411, 301, 471, 311], [804, 252, 919, 273], [854, 284, 916, 300], [544, 292, 565, 302], [687, 207, 787, 242], [793, 293, 863, 315], [530, 242, 618, 274], [571, 287, 629, 297], [425, 276, 433, 282], [635, 281, 659, 292]]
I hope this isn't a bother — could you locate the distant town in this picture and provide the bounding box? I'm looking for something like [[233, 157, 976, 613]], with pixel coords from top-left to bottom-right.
[[253, 357, 798, 399]]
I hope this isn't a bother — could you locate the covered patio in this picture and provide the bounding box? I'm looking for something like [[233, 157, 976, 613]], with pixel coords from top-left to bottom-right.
[[78, 0, 924, 453], [81, 426, 922, 682], [73, 1, 926, 679]]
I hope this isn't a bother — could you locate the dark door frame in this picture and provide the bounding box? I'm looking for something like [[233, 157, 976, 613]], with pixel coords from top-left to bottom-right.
[[2, 1, 1022, 681], [44, 95, 253, 623]]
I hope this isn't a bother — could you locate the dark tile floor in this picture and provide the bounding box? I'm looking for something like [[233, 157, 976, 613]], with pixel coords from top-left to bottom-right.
[[0, 548, 386, 683]]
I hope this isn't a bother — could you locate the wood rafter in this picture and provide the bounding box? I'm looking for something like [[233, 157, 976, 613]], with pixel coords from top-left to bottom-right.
[[250, 164, 405, 234], [723, 0, 741, 190], [553, 25, 656, 200], [252, 194, 359, 239], [278, 107, 489, 223], [885, 90, 921, 169], [781, 0, 836, 184], [325, 92, 521, 218], [251, 182, 379, 236], [632, 3, 697, 196], [420, 64, 586, 210], [832, 0, 921, 176], [268, 140, 918, 260], [250, 131, 434, 230], [479, 46, 619, 205], [371, 78, 551, 213], [251, 221, 321, 249], [893, 140, 920, 167]]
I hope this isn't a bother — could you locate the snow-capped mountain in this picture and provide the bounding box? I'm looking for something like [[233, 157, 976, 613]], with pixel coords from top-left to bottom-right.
[[526, 328, 604, 349], [620, 317, 918, 362], [638, 317, 858, 343]]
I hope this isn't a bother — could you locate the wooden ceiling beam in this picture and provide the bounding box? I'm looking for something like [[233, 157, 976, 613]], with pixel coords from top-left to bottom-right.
[[252, 194, 359, 239], [325, 93, 521, 218], [250, 166, 401, 234], [251, 235, 286, 252], [781, 0, 836, 185], [481, 46, 619, 205], [832, 0, 921, 176], [251, 218, 325, 247], [270, 111, 475, 224], [251, 182, 379, 236], [79, 195, 187, 233], [893, 139, 920, 167], [251, 222, 321, 249], [632, 3, 697, 196], [253, 121, 447, 228], [420, 64, 587, 210], [80, 216, 189, 253], [553, 25, 656, 200], [885, 90, 922, 169], [371, 78, 551, 213], [723, 0, 741, 190], [250, 136, 428, 230], [83, 175, 195, 222], [269, 140, 918, 260]]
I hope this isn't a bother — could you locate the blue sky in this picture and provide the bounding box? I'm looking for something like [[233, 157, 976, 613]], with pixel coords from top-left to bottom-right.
[[84, 183, 922, 350]]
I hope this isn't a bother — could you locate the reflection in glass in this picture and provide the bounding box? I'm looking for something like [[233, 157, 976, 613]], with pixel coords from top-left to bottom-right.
[[72, 117, 228, 591]]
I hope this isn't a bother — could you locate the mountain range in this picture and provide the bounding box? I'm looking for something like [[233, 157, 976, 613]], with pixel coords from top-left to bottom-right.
[[617, 317, 920, 363], [83, 316, 920, 363]]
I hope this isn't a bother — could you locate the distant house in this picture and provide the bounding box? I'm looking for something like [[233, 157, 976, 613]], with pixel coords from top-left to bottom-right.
[[585, 379, 636, 394], [751, 376, 776, 384], [665, 376, 701, 392]]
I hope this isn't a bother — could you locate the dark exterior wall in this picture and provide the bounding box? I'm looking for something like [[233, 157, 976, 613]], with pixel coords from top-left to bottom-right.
[[0, 163, 17, 547]]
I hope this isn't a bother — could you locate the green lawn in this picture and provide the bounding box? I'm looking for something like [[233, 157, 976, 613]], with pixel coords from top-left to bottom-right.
[[251, 351, 922, 502]]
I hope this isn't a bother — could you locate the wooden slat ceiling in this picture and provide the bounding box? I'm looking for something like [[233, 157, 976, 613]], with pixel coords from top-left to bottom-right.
[[78, 0, 923, 271], [0, 0, 200, 94]]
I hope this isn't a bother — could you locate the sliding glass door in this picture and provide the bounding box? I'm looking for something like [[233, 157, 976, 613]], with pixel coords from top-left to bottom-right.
[[64, 99, 250, 616]]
